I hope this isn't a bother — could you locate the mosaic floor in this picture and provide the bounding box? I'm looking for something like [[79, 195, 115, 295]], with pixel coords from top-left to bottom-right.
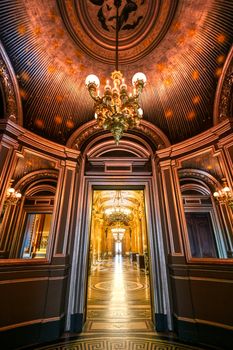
[[30, 256, 209, 350], [85, 255, 153, 332]]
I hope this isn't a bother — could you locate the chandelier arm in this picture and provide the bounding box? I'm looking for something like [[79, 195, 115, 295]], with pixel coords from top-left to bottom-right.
[[88, 88, 100, 102]]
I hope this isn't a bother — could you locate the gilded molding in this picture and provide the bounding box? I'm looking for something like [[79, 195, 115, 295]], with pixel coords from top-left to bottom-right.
[[15, 169, 58, 194], [0, 42, 23, 125], [66, 119, 170, 151], [219, 69, 233, 122], [214, 45, 233, 124], [178, 168, 221, 192]]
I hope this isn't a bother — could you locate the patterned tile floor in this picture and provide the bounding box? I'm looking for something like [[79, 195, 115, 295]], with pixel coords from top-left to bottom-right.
[[27, 256, 214, 350], [84, 255, 153, 332]]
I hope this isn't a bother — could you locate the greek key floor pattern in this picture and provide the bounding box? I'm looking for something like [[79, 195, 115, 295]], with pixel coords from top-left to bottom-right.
[[32, 335, 207, 350]]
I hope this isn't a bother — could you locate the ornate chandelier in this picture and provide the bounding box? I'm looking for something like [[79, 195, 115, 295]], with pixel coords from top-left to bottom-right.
[[85, 1, 147, 144], [104, 190, 131, 223]]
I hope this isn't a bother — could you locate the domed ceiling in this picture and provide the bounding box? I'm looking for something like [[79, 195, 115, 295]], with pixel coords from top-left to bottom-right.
[[0, 0, 233, 145]]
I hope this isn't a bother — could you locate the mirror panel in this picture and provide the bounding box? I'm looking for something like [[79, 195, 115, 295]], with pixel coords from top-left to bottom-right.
[[21, 213, 53, 259], [0, 150, 58, 260]]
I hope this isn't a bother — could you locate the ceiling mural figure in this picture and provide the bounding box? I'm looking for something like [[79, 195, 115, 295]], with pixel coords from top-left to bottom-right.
[[89, 0, 144, 32]]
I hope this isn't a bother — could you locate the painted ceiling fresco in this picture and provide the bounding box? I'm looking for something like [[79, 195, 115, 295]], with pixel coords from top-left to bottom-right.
[[0, 0, 233, 144]]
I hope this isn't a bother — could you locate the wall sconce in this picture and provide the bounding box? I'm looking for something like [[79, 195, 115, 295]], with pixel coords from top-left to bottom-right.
[[213, 179, 233, 208], [6, 186, 22, 204]]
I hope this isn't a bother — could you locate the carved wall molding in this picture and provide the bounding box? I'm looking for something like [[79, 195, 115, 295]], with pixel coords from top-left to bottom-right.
[[214, 45, 233, 124], [15, 169, 58, 194], [156, 118, 233, 161], [134, 119, 171, 149], [0, 119, 81, 161], [0, 41, 23, 125], [25, 184, 57, 197], [178, 168, 221, 193], [86, 138, 151, 159], [66, 119, 170, 151], [180, 183, 211, 196]]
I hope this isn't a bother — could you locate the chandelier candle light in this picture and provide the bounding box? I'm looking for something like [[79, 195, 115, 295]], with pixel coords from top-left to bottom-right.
[[85, 1, 147, 144], [6, 186, 22, 204], [213, 179, 233, 209]]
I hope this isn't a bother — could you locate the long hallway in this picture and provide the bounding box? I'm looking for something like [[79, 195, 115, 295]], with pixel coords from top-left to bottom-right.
[[27, 257, 210, 350]]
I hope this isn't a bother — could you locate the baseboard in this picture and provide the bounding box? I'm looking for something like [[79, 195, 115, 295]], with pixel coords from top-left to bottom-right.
[[173, 316, 198, 343], [0, 317, 65, 350], [70, 313, 83, 332], [173, 315, 233, 350], [197, 322, 233, 350], [155, 313, 168, 331]]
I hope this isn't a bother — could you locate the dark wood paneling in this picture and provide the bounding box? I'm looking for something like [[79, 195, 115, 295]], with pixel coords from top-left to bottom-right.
[[0, 263, 69, 328], [190, 278, 233, 325], [56, 169, 73, 254], [170, 277, 194, 318], [164, 169, 182, 253], [0, 279, 47, 326], [170, 263, 233, 333]]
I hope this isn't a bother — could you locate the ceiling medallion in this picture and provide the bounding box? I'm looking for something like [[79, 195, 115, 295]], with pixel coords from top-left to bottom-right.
[[85, 1, 146, 144], [59, 0, 177, 64]]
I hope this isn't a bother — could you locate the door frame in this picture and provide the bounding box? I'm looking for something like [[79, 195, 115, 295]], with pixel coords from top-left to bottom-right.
[[66, 175, 172, 332]]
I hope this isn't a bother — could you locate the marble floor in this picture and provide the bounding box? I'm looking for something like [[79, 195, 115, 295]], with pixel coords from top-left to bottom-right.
[[28, 256, 213, 350], [85, 255, 153, 332]]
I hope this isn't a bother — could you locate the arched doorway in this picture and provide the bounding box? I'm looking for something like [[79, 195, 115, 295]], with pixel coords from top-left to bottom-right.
[[65, 121, 172, 333]]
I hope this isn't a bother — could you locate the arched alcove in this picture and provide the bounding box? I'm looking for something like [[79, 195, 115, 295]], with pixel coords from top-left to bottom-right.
[[179, 170, 230, 259], [0, 169, 58, 259]]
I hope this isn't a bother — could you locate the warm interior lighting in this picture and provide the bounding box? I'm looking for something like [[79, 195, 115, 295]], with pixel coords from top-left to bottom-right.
[[6, 185, 22, 204], [104, 191, 131, 218], [213, 179, 233, 208], [223, 186, 230, 192], [105, 207, 131, 216], [111, 228, 126, 233], [85, 1, 146, 144], [85, 74, 100, 88], [111, 227, 125, 241]]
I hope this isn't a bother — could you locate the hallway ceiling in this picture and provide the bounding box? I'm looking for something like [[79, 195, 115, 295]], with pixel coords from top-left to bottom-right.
[[0, 0, 233, 145], [93, 190, 143, 223]]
